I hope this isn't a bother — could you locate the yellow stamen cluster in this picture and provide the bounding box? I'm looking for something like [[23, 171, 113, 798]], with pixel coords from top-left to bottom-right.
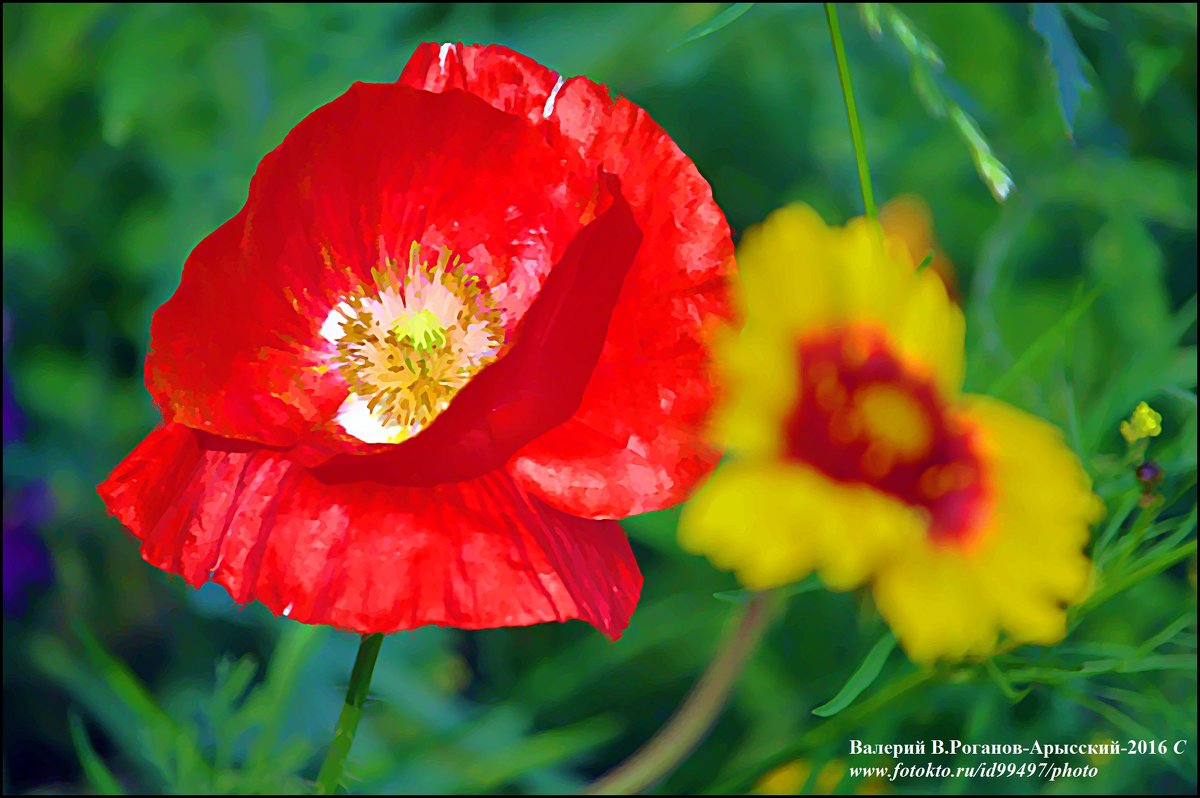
[[332, 243, 504, 442]]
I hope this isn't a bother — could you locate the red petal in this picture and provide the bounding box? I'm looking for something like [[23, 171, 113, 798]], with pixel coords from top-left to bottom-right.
[[311, 177, 641, 485], [99, 425, 642, 639], [400, 43, 735, 517], [148, 82, 598, 446]]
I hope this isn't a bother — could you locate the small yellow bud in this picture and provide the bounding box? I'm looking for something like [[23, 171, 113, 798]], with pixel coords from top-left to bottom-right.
[[1120, 401, 1162, 444]]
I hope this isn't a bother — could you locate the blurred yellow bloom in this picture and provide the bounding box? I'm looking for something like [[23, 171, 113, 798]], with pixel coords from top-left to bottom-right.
[[1120, 401, 1163, 444], [679, 204, 1103, 663], [879, 195, 958, 300]]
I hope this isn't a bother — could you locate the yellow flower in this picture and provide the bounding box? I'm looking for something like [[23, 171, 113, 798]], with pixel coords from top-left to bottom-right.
[[1120, 401, 1162, 444], [679, 204, 1103, 663]]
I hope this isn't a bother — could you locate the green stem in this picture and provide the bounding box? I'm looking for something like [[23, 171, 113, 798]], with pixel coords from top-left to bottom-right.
[[315, 633, 384, 795], [582, 593, 779, 795], [825, 3, 877, 220]]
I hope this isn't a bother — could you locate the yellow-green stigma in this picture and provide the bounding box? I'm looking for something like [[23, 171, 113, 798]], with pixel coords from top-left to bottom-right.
[[392, 308, 447, 351]]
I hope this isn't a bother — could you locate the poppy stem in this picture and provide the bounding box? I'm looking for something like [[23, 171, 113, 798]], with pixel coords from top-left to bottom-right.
[[825, 3, 878, 221], [581, 592, 779, 795], [314, 632, 384, 795]]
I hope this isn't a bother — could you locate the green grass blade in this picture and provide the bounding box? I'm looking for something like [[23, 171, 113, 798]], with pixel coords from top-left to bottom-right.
[[985, 660, 1032, 702], [1030, 3, 1092, 136], [812, 632, 897, 717], [714, 575, 821, 604], [987, 283, 1101, 398], [670, 3, 755, 49], [69, 712, 125, 795]]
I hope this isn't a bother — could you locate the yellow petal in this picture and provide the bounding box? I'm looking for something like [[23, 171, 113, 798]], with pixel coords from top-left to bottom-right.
[[734, 203, 965, 395], [678, 461, 923, 593]]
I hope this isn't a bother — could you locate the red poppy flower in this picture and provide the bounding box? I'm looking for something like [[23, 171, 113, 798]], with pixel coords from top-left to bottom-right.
[[99, 43, 734, 640]]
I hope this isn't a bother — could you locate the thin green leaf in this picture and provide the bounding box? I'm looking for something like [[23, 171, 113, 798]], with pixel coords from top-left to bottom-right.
[[1085, 539, 1198, 610], [670, 3, 755, 49], [886, 21, 1014, 201], [1080, 654, 1195, 676], [244, 624, 326, 765], [988, 283, 1100, 397], [1071, 691, 1156, 739], [55, 621, 212, 790], [859, 3, 882, 37], [1063, 2, 1109, 29], [69, 712, 125, 795], [1095, 685, 1194, 732], [949, 107, 1015, 201], [466, 716, 623, 791], [985, 660, 1031, 703], [210, 656, 259, 772], [1129, 41, 1184, 103], [915, 248, 935, 273], [1092, 490, 1141, 561], [1146, 503, 1198, 554], [1030, 3, 1093, 136], [714, 575, 822, 604], [1169, 294, 1198, 343], [71, 620, 181, 743], [881, 4, 943, 67], [1104, 498, 1162, 571], [1068, 690, 1192, 780], [1052, 641, 1140, 660], [213, 655, 258, 710], [812, 633, 897, 717], [909, 61, 947, 116], [1137, 506, 1199, 549], [1004, 654, 1195, 685]]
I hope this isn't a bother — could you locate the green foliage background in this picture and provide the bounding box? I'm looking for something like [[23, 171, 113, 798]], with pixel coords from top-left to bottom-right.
[[2, 3, 1196, 794]]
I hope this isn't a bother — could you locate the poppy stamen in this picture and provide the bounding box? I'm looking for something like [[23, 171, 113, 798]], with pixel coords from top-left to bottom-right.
[[323, 242, 505, 443]]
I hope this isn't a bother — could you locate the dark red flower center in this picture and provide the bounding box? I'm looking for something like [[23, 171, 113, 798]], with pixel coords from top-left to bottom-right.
[[784, 325, 988, 545]]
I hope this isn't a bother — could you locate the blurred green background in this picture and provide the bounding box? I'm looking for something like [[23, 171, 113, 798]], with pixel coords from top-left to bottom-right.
[[2, 3, 1196, 794]]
